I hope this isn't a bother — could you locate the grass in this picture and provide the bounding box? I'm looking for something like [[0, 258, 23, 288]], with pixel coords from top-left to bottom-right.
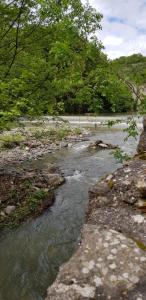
[[0, 124, 83, 150], [0, 189, 50, 229], [32, 126, 82, 141], [0, 133, 25, 149]]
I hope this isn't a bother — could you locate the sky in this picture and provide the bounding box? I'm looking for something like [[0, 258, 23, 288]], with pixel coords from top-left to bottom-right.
[[85, 0, 146, 59]]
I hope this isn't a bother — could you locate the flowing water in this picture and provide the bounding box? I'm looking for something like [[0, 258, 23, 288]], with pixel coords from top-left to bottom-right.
[[0, 126, 140, 300]]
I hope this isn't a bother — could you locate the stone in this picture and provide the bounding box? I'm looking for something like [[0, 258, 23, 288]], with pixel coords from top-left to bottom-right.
[[132, 215, 145, 224], [136, 179, 146, 198], [60, 142, 68, 148], [88, 140, 102, 149], [89, 182, 110, 197], [40, 192, 55, 210], [88, 140, 116, 150], [137, 117, 146, 154], [92, 196, 112, 208], [46, 225, 146, 300], [124, 196, 137, 205], [46, 174, 65, 188], [136, 199, 146, 208], [106, 174, 114, 182], [0, 211, 5, 217], [98, 143, 109, 148], [4, 205, 16, 215]]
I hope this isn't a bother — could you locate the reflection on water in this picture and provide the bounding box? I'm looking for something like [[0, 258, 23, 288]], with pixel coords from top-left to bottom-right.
[[0, 128, 138, 300]]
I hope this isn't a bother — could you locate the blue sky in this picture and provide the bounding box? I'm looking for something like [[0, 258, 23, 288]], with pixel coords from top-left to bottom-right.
[[84, 0, 146, 59]]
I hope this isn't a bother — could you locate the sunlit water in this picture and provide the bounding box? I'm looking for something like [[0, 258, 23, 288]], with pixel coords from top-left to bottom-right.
[[0, 127, 140, 300]]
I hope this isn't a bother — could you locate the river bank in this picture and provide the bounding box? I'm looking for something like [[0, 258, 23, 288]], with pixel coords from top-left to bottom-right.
[[0, 123, 90, 165], [0, 119, 141, 300], [46, 121, 146, 300], [1, 119, 120, 230], [0, 123, 92, 229]]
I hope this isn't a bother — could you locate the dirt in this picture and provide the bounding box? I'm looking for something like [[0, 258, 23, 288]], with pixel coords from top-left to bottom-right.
[[0, 163, 65, 230]]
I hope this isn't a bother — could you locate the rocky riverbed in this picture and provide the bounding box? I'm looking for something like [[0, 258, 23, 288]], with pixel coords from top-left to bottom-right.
[[0, 123, 92, 229], [0, 120, 119, 230], [0, 124, 91, 165], [46, 119, 146, 300]]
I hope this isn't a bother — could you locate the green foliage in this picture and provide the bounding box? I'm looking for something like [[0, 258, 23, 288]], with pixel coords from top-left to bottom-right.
[[111, 54, 146, 112], [123, 117, 138, 141], [112, 148, 131, 163], [0, 133, 25, 148], [26, 189, 48, 213], [106, 119, 122, 127], [32, 126, 81, 141], [1, 188, 49, 228], [74, 127, 82, 135], [0, 1, 145, 128]]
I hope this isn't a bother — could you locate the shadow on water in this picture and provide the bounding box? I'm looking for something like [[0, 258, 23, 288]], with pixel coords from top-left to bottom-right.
[[0, 128, 138, 300]]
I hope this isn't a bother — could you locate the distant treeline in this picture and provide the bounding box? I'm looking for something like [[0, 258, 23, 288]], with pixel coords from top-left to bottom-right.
[[0, 0, 146, 128]]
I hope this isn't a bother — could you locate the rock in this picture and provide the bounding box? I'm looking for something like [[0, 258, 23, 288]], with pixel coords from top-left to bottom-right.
[[68, 143, 73, 147], [60, 142, 68, 148], [132, 214, 145, 224], [46, 225, 146, 300], [91, 196, 112, 208], [88, 140, 117, 150], [98, 143, 108, 148], [137, 117, 146, 153], [4, 205, 16, 215], [89, 182, 110, 197], [136, 199, 146, 208], [136, 179, 146, 198], [122, 180, 131, 186], [40, 192, 55, 210], [0, 211, 5, 217], [106, 174, 113, 182], [46, 174, 65, 188], [88, 140, 102, 149], [124, 196, 137, 205]]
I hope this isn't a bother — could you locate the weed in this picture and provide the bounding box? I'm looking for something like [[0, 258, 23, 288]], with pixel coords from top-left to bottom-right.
[[0, 133, 25, 149], [74, 127, 82, 135], [111, 148, 131, 163]]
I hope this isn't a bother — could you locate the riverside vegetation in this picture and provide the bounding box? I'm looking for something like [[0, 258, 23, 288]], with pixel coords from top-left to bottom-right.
[[0, 0, 146, 131]]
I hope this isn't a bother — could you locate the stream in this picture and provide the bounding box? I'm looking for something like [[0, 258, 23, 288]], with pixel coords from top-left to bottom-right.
[[0, 127, 139, 300]]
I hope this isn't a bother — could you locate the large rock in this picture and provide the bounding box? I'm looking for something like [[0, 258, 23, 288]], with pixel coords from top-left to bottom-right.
[[89, 182, 110, 197], [137, 117, 146, 153], [46, 225, 146, 300], [46, 173, 65, 188], [88, 140, 117, 150], [45, 156, 146, 300]]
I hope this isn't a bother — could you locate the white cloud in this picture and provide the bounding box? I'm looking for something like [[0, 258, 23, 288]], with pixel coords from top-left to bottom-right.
[[85, 0, 146, 59], [103, 36, 123, 47]]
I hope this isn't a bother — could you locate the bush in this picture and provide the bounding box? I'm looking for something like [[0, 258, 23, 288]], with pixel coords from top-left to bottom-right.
[[0, 133, 25, 149]]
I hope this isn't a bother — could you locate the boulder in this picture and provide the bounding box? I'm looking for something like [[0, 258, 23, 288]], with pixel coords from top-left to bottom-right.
[[89, 182, 110, 197], [46, 174, 65, 188], [88, 140, 117, 150], [137, 117, 146, 153], [46, 225, 146, 300]]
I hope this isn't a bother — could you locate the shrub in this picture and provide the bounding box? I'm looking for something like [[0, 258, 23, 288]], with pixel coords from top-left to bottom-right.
[[0, 133, 25, 149]]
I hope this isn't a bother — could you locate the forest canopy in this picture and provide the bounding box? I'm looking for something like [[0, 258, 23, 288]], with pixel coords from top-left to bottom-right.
[[0, 0, 146, 128]]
